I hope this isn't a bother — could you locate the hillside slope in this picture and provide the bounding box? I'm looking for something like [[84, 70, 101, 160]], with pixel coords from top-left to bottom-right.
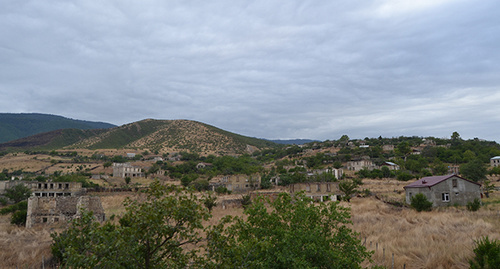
[[0, 113, 115, 143], [71, 119, 277, 154]]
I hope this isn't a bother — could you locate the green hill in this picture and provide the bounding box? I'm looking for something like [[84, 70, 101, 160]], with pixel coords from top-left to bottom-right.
[[72, 119, 277, 154], [0, 113, 115, 143]]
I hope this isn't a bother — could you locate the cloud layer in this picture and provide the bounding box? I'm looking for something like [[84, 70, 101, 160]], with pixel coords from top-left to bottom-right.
[[1, 0, 499, 141]]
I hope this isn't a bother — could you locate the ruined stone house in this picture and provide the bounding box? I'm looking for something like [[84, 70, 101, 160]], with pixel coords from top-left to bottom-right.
[[289, 182, 341, 202], [216, 174, 261, 192], [113, 163, 144, 178], [26, 196, 105, 228]]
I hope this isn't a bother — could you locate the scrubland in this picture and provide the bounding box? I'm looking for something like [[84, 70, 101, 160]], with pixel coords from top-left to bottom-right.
[[1, 179, 499, 268]]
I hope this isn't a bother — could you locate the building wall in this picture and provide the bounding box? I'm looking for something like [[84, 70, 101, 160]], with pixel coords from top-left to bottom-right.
[[405, 176, 481, 206]]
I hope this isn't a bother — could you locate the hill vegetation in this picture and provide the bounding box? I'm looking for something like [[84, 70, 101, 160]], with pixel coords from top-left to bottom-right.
[[0, 113, 115, 143]]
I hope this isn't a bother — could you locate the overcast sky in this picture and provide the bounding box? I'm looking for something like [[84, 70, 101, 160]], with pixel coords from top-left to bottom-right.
[[1, 0, 499, 142]]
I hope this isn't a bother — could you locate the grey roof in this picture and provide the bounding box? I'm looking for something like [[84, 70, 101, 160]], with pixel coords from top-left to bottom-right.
[[403, 175, 481, 189]]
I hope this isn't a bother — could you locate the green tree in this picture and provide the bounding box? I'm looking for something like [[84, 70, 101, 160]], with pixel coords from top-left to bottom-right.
[[431, 159, 448, 175], [205, 192, 371, 268], [460, 159, 487, 182], [395, 141, 411, 162], [410, 193, 433, 212], [4, 184, 32, 203], [469, 236, 500, 269], [51, 181, 211, 268], [338, 179, 358, 202]]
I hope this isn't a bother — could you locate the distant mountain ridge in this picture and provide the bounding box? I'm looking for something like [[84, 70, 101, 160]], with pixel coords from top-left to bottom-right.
[[269, 139, 320, 145], [0, 119, 278, 154], [0, 113, 116, 143]]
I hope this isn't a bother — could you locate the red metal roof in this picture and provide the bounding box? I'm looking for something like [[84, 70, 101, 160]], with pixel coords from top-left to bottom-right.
[[403, 175, 481, 189]]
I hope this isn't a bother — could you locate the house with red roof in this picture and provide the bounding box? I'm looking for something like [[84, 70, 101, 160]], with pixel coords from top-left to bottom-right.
[[403, 175, 481, 207]]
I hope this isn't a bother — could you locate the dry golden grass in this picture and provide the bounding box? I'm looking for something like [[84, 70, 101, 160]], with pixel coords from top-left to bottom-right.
[[1, 178, 499, 268], [0, 214, 54, 269]]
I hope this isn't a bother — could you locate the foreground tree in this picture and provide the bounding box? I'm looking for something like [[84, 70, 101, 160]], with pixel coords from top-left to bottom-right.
[[205, 192, 371, 268], [51, 181, 211, 268]]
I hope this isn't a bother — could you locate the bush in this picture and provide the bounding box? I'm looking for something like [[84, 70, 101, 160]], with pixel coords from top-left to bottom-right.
[[469, 236, 500, 269], [11, 209, 27, 226], [241, 194, 252, 209], [467, 198, 481, 212], [215, 186, 229, 194], [410, 193, 433, 212], [396, 172, 414, 181]]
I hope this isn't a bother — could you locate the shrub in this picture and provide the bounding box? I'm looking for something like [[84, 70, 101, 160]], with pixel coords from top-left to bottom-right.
[[467, 198, 481, 212], [11, 209, 27, 226], [410, 193, 433, 212], [241, 194, 252, 209], [215, 186, 229, 194], [469, 236, 500, 269], [396, 171, 414, 181]]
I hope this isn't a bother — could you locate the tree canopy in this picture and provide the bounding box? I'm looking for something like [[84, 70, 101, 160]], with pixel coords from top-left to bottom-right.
[[205, 192, 371, 268]]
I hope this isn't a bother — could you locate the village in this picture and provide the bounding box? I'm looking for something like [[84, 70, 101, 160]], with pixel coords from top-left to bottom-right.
[[1, 136, 500, 268]]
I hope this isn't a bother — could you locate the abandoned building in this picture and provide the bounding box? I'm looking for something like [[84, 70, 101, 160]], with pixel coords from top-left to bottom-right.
[[216, 174, 261, 192], [26, 195, 105, 228], [308, 168, 343, 179], [403, 175, 481, 207], [346, 159, 376, 171], [113, 163, 144, 178], [289, 182, 341, 202], [491, 156, 500, 167], [31, 181, 84, 197], [0, 180, 84, 198]]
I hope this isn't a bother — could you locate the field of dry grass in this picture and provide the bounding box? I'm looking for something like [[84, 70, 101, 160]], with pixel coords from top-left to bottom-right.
[[1, 178, 499, 268]]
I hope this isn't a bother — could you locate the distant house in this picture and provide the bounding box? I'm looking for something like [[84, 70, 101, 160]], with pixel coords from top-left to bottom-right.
[[217, 174, 261, 193], [403, 175, 481, 207], [289, 182, 341, 202], [113, 163, 144, 178], [490, 156, 500, 167], [347, 159, 375, 171], [126, 153, 136, 158], [196, 162, 213, 169], [380, 161, 400, 171], [308, 168, 343, 179], [382, 145, 394, 152]]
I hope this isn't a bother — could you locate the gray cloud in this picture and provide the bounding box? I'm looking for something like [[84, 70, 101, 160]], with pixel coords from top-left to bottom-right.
[[1, 0, 499, 142]]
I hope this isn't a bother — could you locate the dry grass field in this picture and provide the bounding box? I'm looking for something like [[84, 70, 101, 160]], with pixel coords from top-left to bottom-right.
[[1, 178, 499, 268]]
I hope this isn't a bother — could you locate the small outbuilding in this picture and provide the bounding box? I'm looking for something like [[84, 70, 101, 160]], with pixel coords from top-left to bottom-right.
[[403, 175, 481, 207]]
